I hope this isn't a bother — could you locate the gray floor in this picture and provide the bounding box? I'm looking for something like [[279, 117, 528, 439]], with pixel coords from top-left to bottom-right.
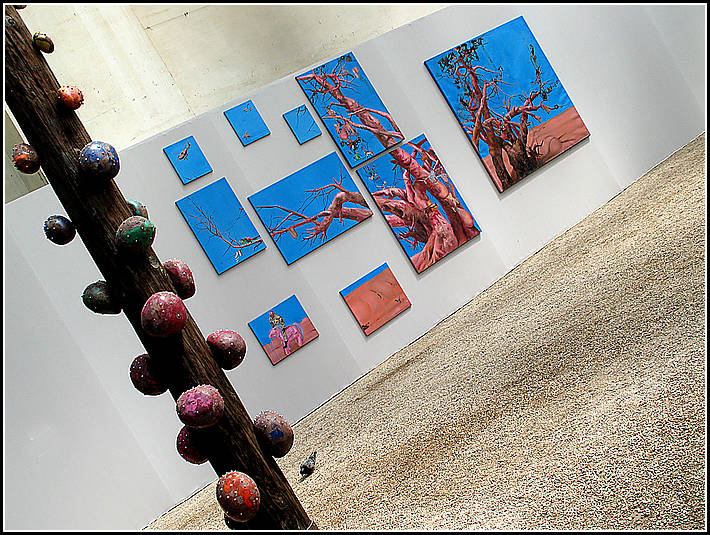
[[149, 134, 706, 530]]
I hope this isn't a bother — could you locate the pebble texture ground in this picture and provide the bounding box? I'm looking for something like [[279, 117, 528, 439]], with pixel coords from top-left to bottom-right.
[[148, 134, 706, 530]]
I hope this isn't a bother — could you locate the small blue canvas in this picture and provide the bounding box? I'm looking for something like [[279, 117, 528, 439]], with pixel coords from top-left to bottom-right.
[[175, 177, 266, 274], [248, 152, 371, 265], [283, 105, 322, 144], [224, 100, 270, 146], [163, 135, 212, 185]]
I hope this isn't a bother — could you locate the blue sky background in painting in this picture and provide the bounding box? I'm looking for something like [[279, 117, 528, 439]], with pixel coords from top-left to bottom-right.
[[340, 263, 390, 298], [296, 52, 401, 168], [248, 294, 311, 347], [248, 152, 369, 265], [283, 105, 322, 144], [175, 177, 265, 274], [425, 16, 574, 158], [224, 99, 270, 146], [163, 135, 212, 185]]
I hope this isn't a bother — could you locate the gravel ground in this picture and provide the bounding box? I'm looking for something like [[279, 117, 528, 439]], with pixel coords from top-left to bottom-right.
[[148, 134, 706, 531]]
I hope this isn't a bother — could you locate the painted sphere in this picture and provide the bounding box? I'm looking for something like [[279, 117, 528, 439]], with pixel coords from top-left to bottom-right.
[[43, 214, 75, 245], [253, 411, 294, 458], [140, 291, 187, 338], [82, 280, 121, 314], [176, 425, 208, 464], [206, 330, 246, 370], [129, 353, 167, 396], [127, 198, 149, 219], [176, 384, 224, 428], [216, 471, 260, 523], [11, 143, 40, 173], [32, 31, 54, 53], [57, 85, 83, 109], [78, 141, 120, 181], [163, 259, 196, 299], [116, 215, 156, 255]]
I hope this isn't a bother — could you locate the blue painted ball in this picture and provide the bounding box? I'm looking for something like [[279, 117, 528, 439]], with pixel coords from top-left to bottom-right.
[[78, 141, 120, 181]]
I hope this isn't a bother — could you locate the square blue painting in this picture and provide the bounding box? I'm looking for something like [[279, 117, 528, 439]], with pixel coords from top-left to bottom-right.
[[248, 294, 319, 365], [283, 105, 322, 145], [224, 99, 270, 146], [176, 177, 266, 274], [163, 135, 212, 185], [296, 52, 403, 168], [248, 152, 371, 265]]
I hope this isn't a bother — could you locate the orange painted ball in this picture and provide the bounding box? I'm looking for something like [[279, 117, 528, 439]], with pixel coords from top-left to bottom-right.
[[57, 85, 83, 109], [216, 471, 260, 523]]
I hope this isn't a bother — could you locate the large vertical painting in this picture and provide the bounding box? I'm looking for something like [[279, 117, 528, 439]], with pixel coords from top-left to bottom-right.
[[340, 263, 411, 336], [248, 295, 319, 365], [356, 134, 480, 273], [175, 178, 266, 274], [248, 152, 372, 265], [425, 16, 590, 192], [163, 135, 212, 185], [296, 52, 403, 168]]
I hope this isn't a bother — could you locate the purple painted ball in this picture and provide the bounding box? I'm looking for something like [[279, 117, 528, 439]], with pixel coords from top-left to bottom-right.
[[82, 280, 121, 314], [176, 425, 208, 464], [176, 384, 224, 428], [216, 471, 260, 523], [206, 330, 246, 370], [129, 353, 167, 396], [253, 411, 294, 458], [43, 214, 75, 245], [163, 259, 196, 299], [12, 143, 40, 173], [78, 140, 120, 181], [140, 291, 187, 338]]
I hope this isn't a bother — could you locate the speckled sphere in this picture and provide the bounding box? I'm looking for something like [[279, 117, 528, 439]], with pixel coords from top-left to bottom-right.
[[116, 215, 155, 255], [127, 198, 149, 219], [129, 353, 167, 396], [78, 141, 120, 181], [206, 330, 246, 370], [57, 85, 83, 109], [163, 259, 196, 299], [253, 411, 294, 458], [140, 291, 187, 338], [32, 31, 54, 53], [216, 471, 260, 523], [176, 425, 208, 464], [43, 214, 75, 245], [11, 143, 40, 173], [176, 384, 224, 428], [82, 280, 121, 314]]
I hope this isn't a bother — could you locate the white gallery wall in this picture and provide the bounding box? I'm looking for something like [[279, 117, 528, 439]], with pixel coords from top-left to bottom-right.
[[4, 5, 705, 530]]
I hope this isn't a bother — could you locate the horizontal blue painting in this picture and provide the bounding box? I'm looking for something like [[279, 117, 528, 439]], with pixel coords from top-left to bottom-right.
[[296, 52, 403, 168], [224, 99, 270, 146], [175, 177, 266, 274], [248, 152, 371, 265], [283, 105, 322, 145], [163, 135, 212, 185]]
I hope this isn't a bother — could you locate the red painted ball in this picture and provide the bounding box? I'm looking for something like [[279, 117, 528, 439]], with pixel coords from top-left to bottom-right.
[[57, 85, 84, 109], [216, 471, 260, 523], [140, 291, 187, 338], [206, 330, 246, 370], [176, 384, 224, 428], [129, 353, 167, 396], [12, 143, 40, 173], [176, 425, 208, 464], [163, 259, 196, 299], [253, 411, 294, 458]]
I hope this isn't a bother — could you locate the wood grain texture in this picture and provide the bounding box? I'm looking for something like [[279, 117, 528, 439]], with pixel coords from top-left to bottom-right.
[[5, 5, 315, 530]]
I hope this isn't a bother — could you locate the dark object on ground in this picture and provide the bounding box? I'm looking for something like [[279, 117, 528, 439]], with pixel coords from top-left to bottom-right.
[[300, 451, 316, 478]]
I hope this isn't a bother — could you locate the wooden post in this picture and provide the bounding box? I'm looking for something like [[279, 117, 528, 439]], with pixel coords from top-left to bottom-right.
[[5, 6, 315, 530]]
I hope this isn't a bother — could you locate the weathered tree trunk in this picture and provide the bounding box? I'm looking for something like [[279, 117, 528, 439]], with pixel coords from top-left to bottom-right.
[[5, 6, 314, 530]]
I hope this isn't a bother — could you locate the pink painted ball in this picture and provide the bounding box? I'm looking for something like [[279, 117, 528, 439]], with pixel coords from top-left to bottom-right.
[[176, 384, 224, 428], [57, 85, 84, 109], [140, 291, 187, 338], [129, 353, 167, 396], [163, 259, 195, 299], [206, 330, 246, 370], [216, 471, 260, 523], [253, 410, 294, 458], [12, 143, 40, 173], [176, 425, 208, 464]]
